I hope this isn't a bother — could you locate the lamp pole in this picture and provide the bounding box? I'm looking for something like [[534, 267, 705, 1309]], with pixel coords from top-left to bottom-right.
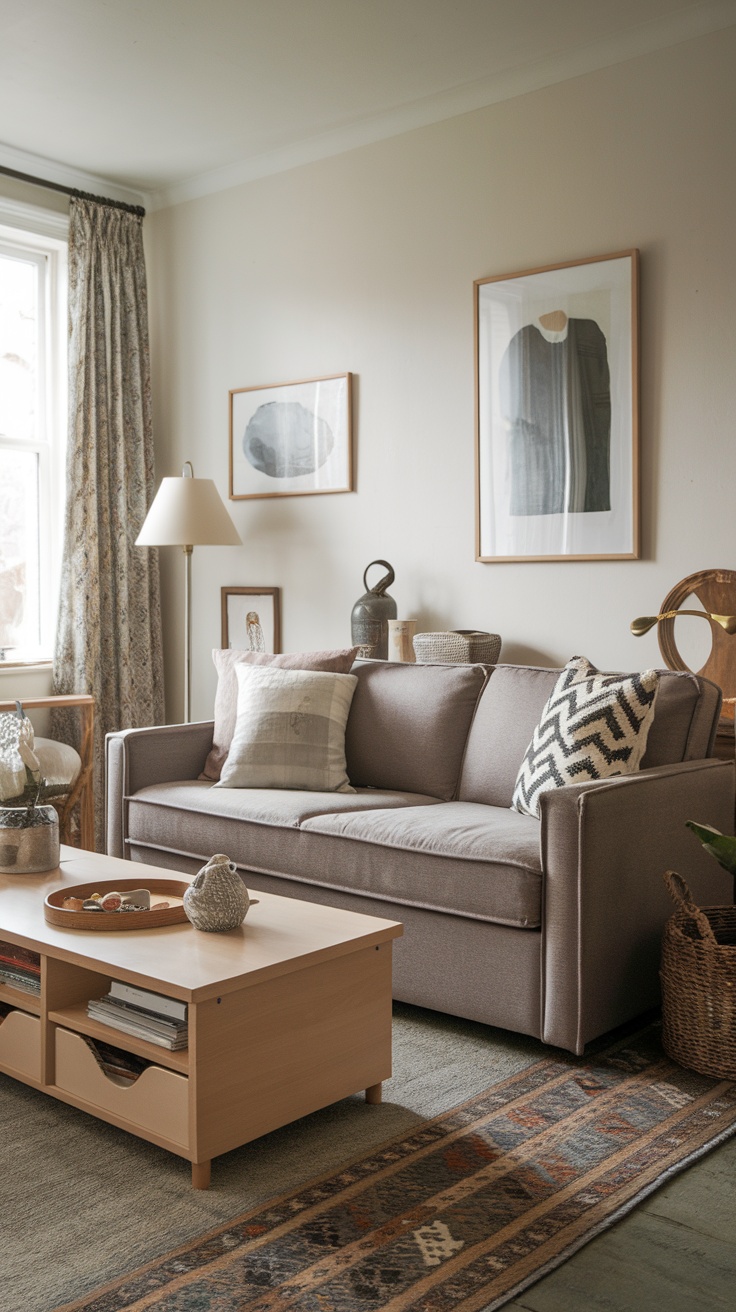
[[136, 462, 241, 724], [184, 543, 193, 723]]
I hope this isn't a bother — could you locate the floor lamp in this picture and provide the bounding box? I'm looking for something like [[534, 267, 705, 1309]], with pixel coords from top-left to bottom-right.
[[136, 462, 241, 722]]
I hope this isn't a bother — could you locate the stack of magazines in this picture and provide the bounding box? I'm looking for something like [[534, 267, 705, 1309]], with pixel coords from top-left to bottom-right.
[[82, 1036, 151, 1086], [87, 980, 188, 1050], [0, 941, 41, 995]]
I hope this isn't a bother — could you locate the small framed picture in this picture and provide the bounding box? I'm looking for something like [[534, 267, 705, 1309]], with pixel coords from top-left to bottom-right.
[[221, 587, 281, 654], [229, 373, 353, 499], [475, 250, 639, 562]]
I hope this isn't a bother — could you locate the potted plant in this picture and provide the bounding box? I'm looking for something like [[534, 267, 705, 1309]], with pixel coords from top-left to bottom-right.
[[686, 820, 736, 899], [0, 702, 60, 874]]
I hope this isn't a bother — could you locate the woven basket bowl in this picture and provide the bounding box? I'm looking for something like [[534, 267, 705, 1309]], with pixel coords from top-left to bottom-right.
[[660, 871, 736, 1081], [412, 631, 501, 665]]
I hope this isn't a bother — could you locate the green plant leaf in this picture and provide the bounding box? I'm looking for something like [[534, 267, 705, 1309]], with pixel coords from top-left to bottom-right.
[[686, 820, 736, 875]]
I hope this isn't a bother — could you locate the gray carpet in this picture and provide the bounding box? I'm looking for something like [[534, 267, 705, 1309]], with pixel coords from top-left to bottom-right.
[[1, 1003, 545, 1312]]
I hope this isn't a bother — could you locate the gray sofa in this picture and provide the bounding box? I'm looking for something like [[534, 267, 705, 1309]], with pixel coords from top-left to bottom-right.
[[106, 659, 735, 1054]]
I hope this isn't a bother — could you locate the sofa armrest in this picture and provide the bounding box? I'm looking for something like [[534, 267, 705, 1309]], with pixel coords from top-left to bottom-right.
[[539, 757, 735, 1054], [105, 721, 214, 859]]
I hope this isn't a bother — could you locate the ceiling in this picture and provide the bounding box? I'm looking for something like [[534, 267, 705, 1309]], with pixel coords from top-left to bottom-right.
[[1, 0, 735, 210]]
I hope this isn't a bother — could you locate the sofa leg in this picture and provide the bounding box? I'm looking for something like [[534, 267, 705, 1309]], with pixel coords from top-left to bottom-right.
[[365, 1083, 382, 1105]]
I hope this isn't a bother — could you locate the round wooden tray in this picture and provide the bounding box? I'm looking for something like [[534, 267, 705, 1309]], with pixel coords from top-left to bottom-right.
[[44, 878, 190, 931]]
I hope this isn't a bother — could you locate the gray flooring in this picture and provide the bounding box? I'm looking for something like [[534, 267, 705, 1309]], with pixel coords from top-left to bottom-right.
[[508, 1133, 736, 1312]]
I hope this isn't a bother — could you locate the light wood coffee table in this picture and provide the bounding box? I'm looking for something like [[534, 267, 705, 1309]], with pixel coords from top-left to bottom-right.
[[0, 848, 402, 1187]]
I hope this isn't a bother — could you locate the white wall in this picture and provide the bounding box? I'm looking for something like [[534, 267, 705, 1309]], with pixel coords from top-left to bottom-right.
[[147, 28, 736, 723]]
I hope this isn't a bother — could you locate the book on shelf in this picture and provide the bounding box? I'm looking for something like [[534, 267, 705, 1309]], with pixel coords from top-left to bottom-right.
[[108, 979, 187, 1021], [91, 994, 187, 1028], [0, 942, 41, 974], [0, 966, 41, 995], [0, 942, 41, 994], [86, 995, 188, 1050]]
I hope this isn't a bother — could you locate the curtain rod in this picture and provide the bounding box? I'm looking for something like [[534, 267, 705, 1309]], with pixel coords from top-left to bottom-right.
[[0, 164, 145, 217]]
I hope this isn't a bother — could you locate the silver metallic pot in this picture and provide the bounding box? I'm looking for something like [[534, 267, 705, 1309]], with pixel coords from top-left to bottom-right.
[[0, 806, 60, 875]]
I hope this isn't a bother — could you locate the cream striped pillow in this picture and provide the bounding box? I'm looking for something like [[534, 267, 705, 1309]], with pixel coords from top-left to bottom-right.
[[216, 664, 358, 792]]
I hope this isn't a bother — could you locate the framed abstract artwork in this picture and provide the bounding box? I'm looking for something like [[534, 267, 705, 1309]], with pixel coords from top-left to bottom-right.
[[229, 373, 353, 500], [474, 250, 639, 562], [221, 587, 281, 654]]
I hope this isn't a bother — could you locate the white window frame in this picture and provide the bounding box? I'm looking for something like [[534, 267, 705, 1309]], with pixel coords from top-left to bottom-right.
[[0, 198, 68, 667]]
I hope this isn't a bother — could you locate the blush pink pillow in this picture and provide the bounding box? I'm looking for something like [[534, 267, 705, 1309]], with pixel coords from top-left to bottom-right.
[[201, 647, 360, 781]]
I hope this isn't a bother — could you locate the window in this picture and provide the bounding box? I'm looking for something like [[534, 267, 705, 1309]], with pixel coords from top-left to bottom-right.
[[0, 202, 67, 665]]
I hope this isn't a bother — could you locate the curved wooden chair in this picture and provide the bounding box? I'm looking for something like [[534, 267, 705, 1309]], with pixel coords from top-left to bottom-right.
[[0, 695, 95, 850], [657, 569, 736, 720]]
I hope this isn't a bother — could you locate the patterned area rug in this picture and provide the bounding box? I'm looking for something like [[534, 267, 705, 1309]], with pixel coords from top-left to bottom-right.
[[57, 1024, 736, 1312]]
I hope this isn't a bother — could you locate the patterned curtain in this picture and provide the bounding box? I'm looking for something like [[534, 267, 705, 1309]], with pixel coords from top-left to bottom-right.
[[53, 198, 165, 850]]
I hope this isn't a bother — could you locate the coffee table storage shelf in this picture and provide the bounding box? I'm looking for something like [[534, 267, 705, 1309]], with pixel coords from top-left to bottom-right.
[[0, 1002, 42, 1082], [0, 949, 191, 1155], [0, 849, 402, 1189], [55, 1029, 189, 1147]]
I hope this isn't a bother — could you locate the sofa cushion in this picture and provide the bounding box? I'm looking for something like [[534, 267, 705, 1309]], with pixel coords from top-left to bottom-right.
[[300, 803, 542, 926], [459, 664, 720, 809], [511, 658, 659, 818], [641, 670, 721, 765], [201, 646, 359, 782], [217, 665, 358, 793], [124, 784, 541, 928], [458, 666, 559, 807], [130, 780, 438, 827], [344, 660, 488, 800]]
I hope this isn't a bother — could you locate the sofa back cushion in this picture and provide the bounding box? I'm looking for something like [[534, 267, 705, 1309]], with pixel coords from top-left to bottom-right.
[[345, 660, 488, 800], [641, 670, 721, 766], [458, 664, 721, 808]]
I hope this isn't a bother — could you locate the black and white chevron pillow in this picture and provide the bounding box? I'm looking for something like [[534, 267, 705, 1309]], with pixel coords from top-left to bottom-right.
[[512, 656, 660, 818]]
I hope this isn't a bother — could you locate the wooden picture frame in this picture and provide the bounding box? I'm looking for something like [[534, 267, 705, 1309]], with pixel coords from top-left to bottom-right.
[[221, 587, 281, 654], [474, 250, 639, 562], [229, 373, 353, 500]]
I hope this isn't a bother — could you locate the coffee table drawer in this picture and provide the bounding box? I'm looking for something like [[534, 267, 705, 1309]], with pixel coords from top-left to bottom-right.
[[54, 1028, 189, 1147], [0, 1009, 41, 1081]]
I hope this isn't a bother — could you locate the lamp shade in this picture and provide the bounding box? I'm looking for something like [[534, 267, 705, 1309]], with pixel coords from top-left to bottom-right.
[[136, 470, 241, 548]]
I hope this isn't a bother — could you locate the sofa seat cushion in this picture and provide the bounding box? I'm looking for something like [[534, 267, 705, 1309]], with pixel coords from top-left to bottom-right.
[[128, 780, 438, 829], [301, 802, 542, 927], [124, 785, 542, 929], [125, 782, 441, 885]]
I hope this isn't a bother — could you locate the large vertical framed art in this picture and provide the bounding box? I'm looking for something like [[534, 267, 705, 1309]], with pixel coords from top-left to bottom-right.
[[475, 250, 639, 562]]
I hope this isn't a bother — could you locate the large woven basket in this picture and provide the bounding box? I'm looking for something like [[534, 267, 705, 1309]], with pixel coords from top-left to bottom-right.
[[412, 630, 501, 665], [660, 870, 736, 1080]]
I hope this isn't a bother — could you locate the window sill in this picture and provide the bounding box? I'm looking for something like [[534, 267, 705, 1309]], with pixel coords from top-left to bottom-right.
[[0, 660, 53, 672]]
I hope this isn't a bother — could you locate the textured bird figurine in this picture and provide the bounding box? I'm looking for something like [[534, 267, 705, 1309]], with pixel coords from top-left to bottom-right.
[[183, 853, 257, 932]]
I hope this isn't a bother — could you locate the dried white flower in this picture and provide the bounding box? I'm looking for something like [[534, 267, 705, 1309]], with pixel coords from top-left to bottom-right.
[[18, 737, 41, 777], [0, 711, 43, 805], [0, 757, 25, 802]]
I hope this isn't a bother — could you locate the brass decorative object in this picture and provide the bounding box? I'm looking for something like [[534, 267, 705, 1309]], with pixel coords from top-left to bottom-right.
[[630, 570, 736, 728], [630, 610, 736, 637]]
